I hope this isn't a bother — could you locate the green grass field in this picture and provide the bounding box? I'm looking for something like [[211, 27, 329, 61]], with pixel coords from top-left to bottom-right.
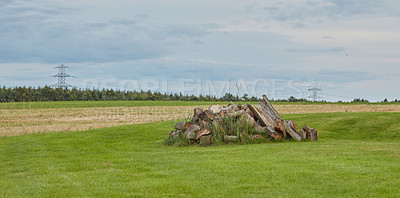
[[1, 112, 399, 197]]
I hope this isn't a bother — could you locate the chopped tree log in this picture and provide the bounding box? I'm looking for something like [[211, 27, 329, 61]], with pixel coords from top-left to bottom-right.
[[284, 121, 302, 141], [274, 118, 287, 138], [184, 122, 192, 131], [227, 110, 245, 118], [302, 125, 318, 140], [175, 122, 185, 131], [266, 126, 283, 140], [299, 129, 307, 139], [245, 108, 254, 118], [196, 128, 212, 140], [199, 135, 212, 146], [209, 105, 222, 115], [191, 108, 203, 122], [245, 113, 256, 126], [185, 124, 201, 140], [169, 130, 183, 139], [200, 110, 214, 121], [248, 104, 274, 127], [200, 120, 209, 129], [258, 95, 283, 121], [223, 135, 238, 142]]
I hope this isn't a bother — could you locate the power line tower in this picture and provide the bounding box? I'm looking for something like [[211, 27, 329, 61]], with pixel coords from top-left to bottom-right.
[[52, 64, 75, 88], [307, 86, 322, 102]]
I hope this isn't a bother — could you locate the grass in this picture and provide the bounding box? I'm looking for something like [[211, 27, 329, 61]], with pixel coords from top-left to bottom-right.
[[1, 112, 400, 197]]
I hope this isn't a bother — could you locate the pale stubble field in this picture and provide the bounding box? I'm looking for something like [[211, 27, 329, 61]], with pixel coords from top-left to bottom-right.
[[1, 104, 400, 136]]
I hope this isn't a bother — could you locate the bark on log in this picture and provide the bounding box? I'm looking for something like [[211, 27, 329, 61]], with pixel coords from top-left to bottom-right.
[[302, 125, 318, 140], [245, 113, 256, 126], [199, 135, 212, 146], [191, 108, 203, 122], [200, 110, 214, 121]]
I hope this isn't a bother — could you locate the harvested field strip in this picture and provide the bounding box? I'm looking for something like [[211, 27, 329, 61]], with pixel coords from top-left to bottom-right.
[[1, 104, 400, 136]]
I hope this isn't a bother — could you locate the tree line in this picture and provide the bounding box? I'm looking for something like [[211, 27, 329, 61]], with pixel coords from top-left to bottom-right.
[[0, 86, 261, 102], [1, 86, 397, 103]]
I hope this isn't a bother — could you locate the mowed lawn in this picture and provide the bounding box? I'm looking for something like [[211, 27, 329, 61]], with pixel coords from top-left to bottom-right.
[[1, 112, 400, 197]]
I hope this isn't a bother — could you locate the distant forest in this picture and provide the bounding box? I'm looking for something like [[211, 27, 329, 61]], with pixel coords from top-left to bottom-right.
[[0, 86, 397, 103]]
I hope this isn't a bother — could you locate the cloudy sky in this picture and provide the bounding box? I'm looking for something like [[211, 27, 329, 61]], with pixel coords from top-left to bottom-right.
[[1, 0, 399, 101]]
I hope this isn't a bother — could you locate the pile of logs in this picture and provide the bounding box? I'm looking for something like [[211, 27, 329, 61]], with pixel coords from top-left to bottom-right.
[[169, 95, 318, 145]]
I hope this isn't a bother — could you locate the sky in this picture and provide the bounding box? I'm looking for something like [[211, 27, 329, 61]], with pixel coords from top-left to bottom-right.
[[0, 0, 399, 101]]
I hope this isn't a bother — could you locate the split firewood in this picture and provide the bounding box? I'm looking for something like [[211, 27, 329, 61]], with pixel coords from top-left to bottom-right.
[[184, 122, 192, 131], [191, 108, 203, 122], [302, 125, 318, 140], [266, 126, 283, 140], [209, 105, 222, 114], [185, 124, 201, 140], [196, 128, 212, 140], [175, 122, 185, 131], [274, 118, 287, 138], [284, 121, 302, 141], [227, 110, 245, 118], [248, 104, 274, 127]]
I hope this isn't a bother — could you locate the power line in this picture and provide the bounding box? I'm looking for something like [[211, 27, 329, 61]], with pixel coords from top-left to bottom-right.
[[307, 86, 322, 102], [52, 64, 75, 88]]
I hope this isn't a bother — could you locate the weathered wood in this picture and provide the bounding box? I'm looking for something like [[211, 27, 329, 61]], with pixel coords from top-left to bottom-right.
[[175, 122, 185, 131], [199, 135, 212, 146], [196, 128, 212, 140], [299, 129, 307, 139], [245, 108, 254, 118], [169, 130, 183, 139], [184, 122, 192, 131], [185, 124, 201, 140], [227, 110, 245, 118], [245, 113, 256, 126], [209, 105, 222, 115], [266, 126, 283, 140], [200, 120, 209, 129], [274, 118, 287, 138], [285, 121, 302, 141], [223, 135, 238, 142], [191, 108, 203, 122], [258, 95, 283, 122], [248, 104, 274, 127], [200, 110, 214, 121], [302, 125, 318, 140]]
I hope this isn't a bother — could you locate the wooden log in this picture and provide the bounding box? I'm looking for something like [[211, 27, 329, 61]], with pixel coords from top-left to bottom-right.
[[223, 135, 238, 142], [284, 121, 302, 141], [196, 128, 212, 140], [266, 126, 283, 140], [251, 134, 264, 140], [299, 129, 307, 139], [185, 124, 201, 140], [192, 108, 203, 122], [175, 122, 185, 131], [245, 113, 256, 126], [184, 122, 192, 131], [199, 110, 214, 121], [258, 95, 283, 122], [248, 104, 274, 127], [274, 118, 287, 138], [209, 105, 222, 114], [302, 125, 318, 141], [199, 135, 213, 146], [227, 110, 245, 118]]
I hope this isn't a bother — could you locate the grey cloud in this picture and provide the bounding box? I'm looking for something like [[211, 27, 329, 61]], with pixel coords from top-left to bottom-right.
[[0, 3, 216, 63], [262, 0, 399, 24], [286, 47, 345, 53]]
